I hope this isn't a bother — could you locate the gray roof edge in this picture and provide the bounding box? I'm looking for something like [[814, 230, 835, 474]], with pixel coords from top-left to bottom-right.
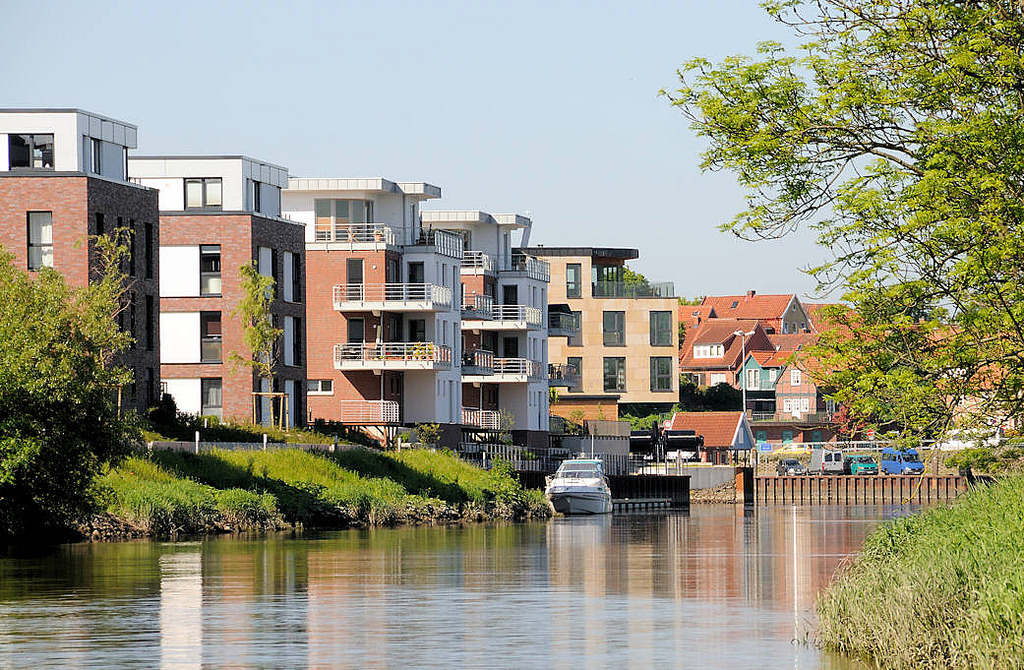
[[0, 108, 139, 130]]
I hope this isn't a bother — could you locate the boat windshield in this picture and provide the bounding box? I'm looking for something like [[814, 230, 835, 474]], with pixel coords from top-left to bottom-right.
[[557, 464, 601, 478]]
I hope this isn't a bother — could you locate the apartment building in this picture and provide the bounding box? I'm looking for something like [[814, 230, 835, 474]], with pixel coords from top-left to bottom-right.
[[130, 156, 306, 426], [0, 109, 160, 413], [420, 210, 552, 448], [281, 178, 468, 439], [527, 247, 679, 418]]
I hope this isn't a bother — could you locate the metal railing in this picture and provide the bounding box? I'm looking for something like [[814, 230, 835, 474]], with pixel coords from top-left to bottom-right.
[[332, 283, 452, 309], [457, 443, 570, 472], [493, 357, 544, 379], [462, 250, 494, 272], [414, 229, 464, 259], [505, 253, 550, 281], [548, 311, 580, 333], [592, 281, 675, 298], [490, 304, 544, 326], [461, 348, 494, 371], [333, 342, 452, 367], [314, 223, 396, 245], [339, 400, 400, 424], [462, 293, 494, 316], [747, 410, 834, 424], [548, 363, 580, 387], [461, 408, 501, 430]]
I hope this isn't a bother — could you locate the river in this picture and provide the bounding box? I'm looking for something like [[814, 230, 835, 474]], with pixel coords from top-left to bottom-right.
[[0, 505, 910, 669]]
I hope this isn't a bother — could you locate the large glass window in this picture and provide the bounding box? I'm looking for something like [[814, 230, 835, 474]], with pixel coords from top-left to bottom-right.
[[9, 134, 54, 169], [407, 319, 426, 342], [602, 311, 625, 346], [200, 245, 222, 295], [649, 311, 672, 346], [200, 312, 222, 362], [27, 212, 53, 270], [566, 263, 581, 298], [603, 357, 626, 392], [567, 356, 582, 392], [312, 199, 374, 241], [201, 378, 223, 418], [184, 178, 222, 210], [307, 379, 334, 394], [650, 356, 673, 392], [567, 311, 583, 346]]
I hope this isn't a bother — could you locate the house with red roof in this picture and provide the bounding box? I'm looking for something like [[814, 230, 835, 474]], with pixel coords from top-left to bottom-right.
[[701, 290, 814, 334], [665, 410, 755, 463], [679, 319, 774, 388]]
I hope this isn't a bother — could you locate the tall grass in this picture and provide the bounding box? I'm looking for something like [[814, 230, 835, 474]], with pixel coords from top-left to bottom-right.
[[817, 476, 1024, 669]]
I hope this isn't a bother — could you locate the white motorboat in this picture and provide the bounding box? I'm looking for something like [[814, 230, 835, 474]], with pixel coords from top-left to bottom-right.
[[545, 459, 613, 515]]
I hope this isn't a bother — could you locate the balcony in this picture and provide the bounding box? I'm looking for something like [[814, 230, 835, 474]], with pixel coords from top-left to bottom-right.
[[592, 281, 675, 298], [332, 283, 452, 312], [461, 304, 543, 331], [313, 223, 396, 247], [461, 348, 494, 375], [412, 229, 463, 259], [503, 253, 550, 282], [333, 342, 452, 371], [339, 400, 400, 424], [547, 310, 580, 338], [548, 363, 580, 388], [461, 407, 501, 430], [462, 293, 493, 318], [748, 410, 834, 424], [462, 251, 494, 274]]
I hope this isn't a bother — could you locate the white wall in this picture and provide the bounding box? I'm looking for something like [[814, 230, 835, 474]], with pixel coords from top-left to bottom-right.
[[159, 246, 200, 297], [0, 110, 136, 175], [164, 378, 202, 415], [161, 312, 201, 363]]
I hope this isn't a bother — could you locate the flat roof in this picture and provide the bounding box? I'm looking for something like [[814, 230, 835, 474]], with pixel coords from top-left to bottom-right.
[[286, 177, 441, 199], [522, 246, 638, 260], [420, 210, 531, 227], [0, 108, 138, 129], [132, 154, 289, 172]]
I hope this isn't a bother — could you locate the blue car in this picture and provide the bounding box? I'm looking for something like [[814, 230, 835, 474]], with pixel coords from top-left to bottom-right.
[[880, 448, 925, 475]]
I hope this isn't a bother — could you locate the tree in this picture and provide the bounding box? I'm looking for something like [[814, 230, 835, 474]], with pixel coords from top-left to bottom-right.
[[666, 0, 1024, 441], [231, 262, 284, 427], [0, 234, 138, 538]]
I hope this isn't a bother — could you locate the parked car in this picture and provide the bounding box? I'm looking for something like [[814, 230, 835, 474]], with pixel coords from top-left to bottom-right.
[[776, 458, 808, 476], [880, 448, 925, 475], [810, 448, 845, 474], [844, 454, 878, 475]]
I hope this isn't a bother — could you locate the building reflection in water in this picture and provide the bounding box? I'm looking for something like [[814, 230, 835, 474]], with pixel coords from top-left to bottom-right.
[[159, 550, 202, 669]]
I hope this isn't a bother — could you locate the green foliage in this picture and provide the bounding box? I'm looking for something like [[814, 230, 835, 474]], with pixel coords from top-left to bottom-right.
[[0, 238, 139, 539], [666, 0, 1024, 440], [415, 422, 441, 446], [230, 262, 282, 423], [622, 413, 665, 431], [677, 296, 702, 306], [676, 380, 742, 411], [818, 476, 1024, 668], [621, 265, 650, 288]]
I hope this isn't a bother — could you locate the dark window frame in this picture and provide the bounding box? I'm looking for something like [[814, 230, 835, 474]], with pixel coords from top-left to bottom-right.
[[603, 356, 626, 392], [26, 211, 54, 271], [200, 378, 223, 418], [602, 311, 625, 346], [566, 356, 582, 392], [183, 177, 223, 210], [650, 356, 673, 392], [8, 133, 54, 170], [566, 263, 582, 298], [649, 311, 672, 346], [199, 245, 222, 296], [200, 311, 223, 363]]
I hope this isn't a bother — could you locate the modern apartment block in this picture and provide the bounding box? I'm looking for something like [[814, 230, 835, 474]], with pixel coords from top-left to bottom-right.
[[281, 178, 467, 438], [0, 109, 160, 413], [527, 247, 679, 419], [129, 156, 306, 426], [420, 210, 552, 448]]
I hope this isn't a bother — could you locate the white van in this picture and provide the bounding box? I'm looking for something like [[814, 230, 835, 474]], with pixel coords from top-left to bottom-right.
[[810, 448, 845, 474]]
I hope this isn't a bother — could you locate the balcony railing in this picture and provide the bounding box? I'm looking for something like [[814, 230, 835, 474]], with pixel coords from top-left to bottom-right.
[[339, 400, 400, 424], [493, 357, 545, 379], [490, 304, 544, 326], [548, 363, 580, 388], [332, 283, 452, 310], [461, 407, 501, 430], [333, 342, 452, 369], [505, 253, 550, 282], [414, 229, 464, 259], [462, 251, 494, 273], [462, 293, 493, 316], [592, 281, 675, 298], [747, 410, 834, 424], [461, 348, 494, 372], [314, 223, 396, 245], [548, 310, 580, 335]]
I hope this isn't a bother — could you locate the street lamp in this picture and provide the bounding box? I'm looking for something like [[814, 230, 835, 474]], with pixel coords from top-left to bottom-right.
[[734, 329, 755, 466]]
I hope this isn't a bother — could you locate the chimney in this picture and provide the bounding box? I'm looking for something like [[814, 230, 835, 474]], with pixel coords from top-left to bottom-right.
[[746, 289, 756, 299]]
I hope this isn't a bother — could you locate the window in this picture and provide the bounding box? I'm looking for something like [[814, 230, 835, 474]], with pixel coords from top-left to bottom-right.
[[90, 138, 102, 174], [314, 199, 332, 240], [200, 245, 222, 295], [603, 357, 626, 392], [650, 356, 673, 392], [811, 430, 823, 444], [746, 368, 759, 390], [602, 311, 625, 346], [307, 379, 334, 395], [566, 263, 581, 298], [9, 134, 54, 169], [709, 372, 727, 385], [144, 223, 153, 279], [649, 311, 672, 346], [95, 212, 105, 237], [291, 254, 301, 304], [345, 258, 364, 300], [783, 398, 794, 413], [800, 397, 811, 413], [184, 178, 222, 210], [201, 378, 223, 418], [251, 180, 262, 213], [755, 430, 768, 444], [293, 317, 302, 366], [782, 430, 794, 444], [312, 199, 374, 241], [27, 212, 53, 270], [146, 368, 155, 406], [408, 319, 425, 342], [200, 312, 222, 362], [567, 311, 583, 346], [145, 295, 154, 351], [791, 369, 802, 386], [567, 356, 582, 392]]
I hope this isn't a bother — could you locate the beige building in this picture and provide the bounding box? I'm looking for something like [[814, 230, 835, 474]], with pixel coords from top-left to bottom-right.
[[525, 247, 679, 411]]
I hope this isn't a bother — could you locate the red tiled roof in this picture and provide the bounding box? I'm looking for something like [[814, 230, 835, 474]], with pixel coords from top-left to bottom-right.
[[679, 319, 774, 370], [679, 303, 716, 331], [767, 332, 817, 352], [666, 411, 745, 448], [702, 292, 795, 320], [804, 303, 845, 331]]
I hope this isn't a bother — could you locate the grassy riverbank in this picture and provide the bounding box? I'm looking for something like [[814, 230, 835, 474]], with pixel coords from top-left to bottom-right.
[[817, 476, 1024, 669], [85, 448, 550, 540]]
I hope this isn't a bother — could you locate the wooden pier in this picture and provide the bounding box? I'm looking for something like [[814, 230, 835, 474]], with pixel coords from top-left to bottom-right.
[[754, 474, 969, 505], [612, 498, 674, 510]]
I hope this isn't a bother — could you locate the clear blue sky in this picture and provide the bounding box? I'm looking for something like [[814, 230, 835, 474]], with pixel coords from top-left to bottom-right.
[[2, 0, 825, 299]]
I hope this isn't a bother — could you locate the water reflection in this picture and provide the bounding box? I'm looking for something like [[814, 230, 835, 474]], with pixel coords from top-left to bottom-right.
[[0, 506, 907, 669]]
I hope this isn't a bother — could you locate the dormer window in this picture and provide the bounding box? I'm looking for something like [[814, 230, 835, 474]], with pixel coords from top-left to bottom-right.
[[8, 134, 54, 170], [730, 300, 739, 309], [693, 344, 724, 358]]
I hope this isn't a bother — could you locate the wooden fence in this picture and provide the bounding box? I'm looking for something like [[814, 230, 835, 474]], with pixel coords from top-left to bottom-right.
[[754, 474, 969, 505]]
